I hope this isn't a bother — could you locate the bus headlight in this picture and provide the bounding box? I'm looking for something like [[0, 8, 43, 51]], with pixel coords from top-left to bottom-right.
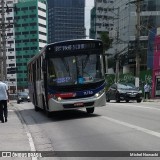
[[94, 89, 104, 98], [57, 97, 62, 101], [95, 93, 99, 98]]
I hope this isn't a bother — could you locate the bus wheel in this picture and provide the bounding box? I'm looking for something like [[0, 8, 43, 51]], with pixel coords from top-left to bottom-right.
[[33, 95, 39, 111], [43, 101, 52, 117], [86, 107, 94, 114], [34, 105, 39, 111]]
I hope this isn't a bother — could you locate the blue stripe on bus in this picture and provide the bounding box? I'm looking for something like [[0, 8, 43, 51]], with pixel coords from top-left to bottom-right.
[[48, 83, 105, 98]]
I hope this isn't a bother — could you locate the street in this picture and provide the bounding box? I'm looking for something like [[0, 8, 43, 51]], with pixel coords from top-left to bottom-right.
[[9, 101, 160, 160]]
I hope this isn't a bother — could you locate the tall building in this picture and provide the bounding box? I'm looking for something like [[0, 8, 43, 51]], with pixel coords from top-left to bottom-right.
[[112, 0, 160, 74], [90, 0, 160, 75], [47, 0, 85, 43], [0, 0, 17, 94], [14, 0, 47, 90], [89, 0, 114, 39]]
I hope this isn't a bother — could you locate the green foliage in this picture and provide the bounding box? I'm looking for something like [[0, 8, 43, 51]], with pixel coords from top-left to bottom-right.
[[108, 57, 115, 68], [105, 70, 152, 93], [105, 74, 115, 91], [100, 31, 112, 51]]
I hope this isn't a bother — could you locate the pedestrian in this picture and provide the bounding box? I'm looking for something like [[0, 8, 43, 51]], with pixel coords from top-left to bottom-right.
[[0, 79, 9, 123], [144, 82, 150, 99]]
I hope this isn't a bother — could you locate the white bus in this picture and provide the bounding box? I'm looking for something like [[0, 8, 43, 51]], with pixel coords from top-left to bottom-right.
[[27, 39, 106, 117]]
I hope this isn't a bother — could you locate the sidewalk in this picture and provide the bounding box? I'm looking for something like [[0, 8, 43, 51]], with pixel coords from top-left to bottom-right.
[[143, 98, 160, 102], [0, 102, 31, 152]]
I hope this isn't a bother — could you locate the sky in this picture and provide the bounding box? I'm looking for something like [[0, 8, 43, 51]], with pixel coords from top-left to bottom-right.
[[85, 0, 94, 37]]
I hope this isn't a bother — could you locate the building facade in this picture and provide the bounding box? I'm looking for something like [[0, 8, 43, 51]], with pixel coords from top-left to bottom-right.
[[14, 0, 47, 90], [90, 0, 160, 76], [89, 0, 114, 39], [47, 0, 85, 43], [115, 0, 160, 74], [152, 28, 160, 98], [0, 0, 17, 94]]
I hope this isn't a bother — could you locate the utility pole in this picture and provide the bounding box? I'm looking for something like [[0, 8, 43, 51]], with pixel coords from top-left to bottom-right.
[[135, 0, 141, 87], [0, 24, 2, 80], [1, 0, 7, 81], [126, 0, 143, 87], [114, 7, 120, 83]]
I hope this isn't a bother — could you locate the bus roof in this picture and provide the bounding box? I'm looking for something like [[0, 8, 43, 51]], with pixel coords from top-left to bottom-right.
[[27, 39, 103, 65], [47, 39, 102, 46]]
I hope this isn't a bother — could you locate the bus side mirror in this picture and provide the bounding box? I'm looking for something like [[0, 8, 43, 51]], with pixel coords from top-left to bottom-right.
[[42, 61, 46, 72]]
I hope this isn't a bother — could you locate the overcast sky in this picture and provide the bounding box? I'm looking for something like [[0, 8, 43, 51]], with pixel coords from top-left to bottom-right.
[[85, 0, 94, 37]]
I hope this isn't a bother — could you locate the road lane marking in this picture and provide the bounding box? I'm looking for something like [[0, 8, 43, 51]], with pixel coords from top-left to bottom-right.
[[101, 116, 160, 138], [14, 108, 37, 160], [108, 103, 160, 111]]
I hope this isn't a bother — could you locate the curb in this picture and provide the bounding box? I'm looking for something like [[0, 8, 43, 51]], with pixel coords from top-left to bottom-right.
[[143, 99, 160, 102]]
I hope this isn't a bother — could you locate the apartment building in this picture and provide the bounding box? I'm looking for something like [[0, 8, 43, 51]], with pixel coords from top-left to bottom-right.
[[0, 0, 17, 93], [14, 0, 47, 90]]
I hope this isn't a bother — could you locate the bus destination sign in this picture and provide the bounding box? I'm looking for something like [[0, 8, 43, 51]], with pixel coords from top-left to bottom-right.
[[54, 42, 101, 52]]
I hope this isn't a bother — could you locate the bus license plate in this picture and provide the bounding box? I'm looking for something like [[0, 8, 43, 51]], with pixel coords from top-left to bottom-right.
[[74, 102, 84, 107]]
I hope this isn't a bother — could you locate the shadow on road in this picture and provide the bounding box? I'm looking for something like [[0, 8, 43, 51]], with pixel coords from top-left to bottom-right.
[[17, 108, 101, 125]]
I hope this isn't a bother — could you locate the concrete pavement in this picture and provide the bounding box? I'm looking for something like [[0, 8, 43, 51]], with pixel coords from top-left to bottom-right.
[[0, 102, 31, 159], [1, 99, 160, 159]]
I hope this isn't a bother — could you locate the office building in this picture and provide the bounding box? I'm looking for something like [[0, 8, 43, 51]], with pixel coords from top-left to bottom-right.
[[90, 0, 160, 75], [47, 0, 85, 43], [89, 0, 114, 39]]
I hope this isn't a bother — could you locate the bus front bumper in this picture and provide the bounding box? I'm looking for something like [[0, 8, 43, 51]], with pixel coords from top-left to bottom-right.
[[48, 92, 106, 112]]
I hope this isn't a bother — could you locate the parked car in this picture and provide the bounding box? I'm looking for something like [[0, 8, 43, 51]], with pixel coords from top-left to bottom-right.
[[106, 83, 143, 103], [17, 92, 30, 104]]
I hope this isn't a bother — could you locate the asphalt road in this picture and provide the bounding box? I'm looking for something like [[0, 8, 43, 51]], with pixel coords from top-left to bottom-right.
[[12, 100, 160, 160]]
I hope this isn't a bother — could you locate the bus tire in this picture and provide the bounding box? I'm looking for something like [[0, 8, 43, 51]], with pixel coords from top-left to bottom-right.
[[33, 94, 39, 111], [43, 97, 52, 118], [86, 107, 94, 114], [34, 105, 39, 112]]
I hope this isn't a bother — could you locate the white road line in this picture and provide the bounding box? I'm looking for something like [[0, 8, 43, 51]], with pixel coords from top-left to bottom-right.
[[15, 108, 37, 160], [109, 103, 160, 111], [101, 116, 160, 138]]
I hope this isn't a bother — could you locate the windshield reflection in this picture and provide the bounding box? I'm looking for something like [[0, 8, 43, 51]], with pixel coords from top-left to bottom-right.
[[48, 54, 103, 86], [117, 83, 136, 90]]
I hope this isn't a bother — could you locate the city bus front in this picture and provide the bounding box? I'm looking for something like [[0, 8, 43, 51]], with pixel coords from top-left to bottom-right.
[[45, 41, 106, 113]]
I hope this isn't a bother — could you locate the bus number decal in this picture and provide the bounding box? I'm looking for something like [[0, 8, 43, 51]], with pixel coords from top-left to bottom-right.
[[83, 90, 93, 95]]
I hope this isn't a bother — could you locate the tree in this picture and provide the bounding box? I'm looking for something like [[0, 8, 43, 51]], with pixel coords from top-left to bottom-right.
[[100, 31, 112, 51], [99, 31, 112, 73]]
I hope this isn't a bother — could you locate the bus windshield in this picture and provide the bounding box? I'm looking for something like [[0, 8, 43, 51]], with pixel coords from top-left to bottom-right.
[[48, 54, 103, 86]]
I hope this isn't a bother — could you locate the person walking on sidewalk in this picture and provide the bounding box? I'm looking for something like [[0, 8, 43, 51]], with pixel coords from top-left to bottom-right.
[[144, 82, 150, 99], [0, 79, 9, 123]]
